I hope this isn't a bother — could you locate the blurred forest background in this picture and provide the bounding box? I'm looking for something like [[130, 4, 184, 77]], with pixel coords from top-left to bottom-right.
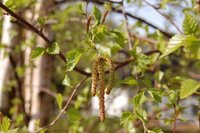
[[0, 0, 200, 133]]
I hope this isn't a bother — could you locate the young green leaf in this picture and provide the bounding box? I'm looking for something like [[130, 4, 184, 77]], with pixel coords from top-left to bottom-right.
[[0, 117, 11, 132], [5, 0, 16, 10], [148, 89, 163, 103], [37, 16, 46, 26], [120, 112, 134, 125], [62, 75, 71, 87], [67, 108, 81, 121], [182, 12, 199, 35], [121, 77, 138, 86], [93, 6, 102, 24], [30, 47, 45, 60], [56, 93, 63, 109], [66, 49, 83, 71], [133, 92, 146, 107], [77, 3, 84, 14], [160, 35, 187, 58], [180, 79, 200, 99], [46, 42, 60, 55]]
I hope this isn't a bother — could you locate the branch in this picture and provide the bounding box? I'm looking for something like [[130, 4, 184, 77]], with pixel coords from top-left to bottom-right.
[[52, 0, 172, 38], [143, 0, 182, 33], [122, 0, 132, 50], [32, 76, 88, 133], [0, 2, 88, 76]]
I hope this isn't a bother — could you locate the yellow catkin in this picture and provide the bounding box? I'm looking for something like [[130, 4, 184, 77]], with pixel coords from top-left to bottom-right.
[[98, 59, 105, 122], [105, 57, 114, 94], [91, 57, 101, 96]]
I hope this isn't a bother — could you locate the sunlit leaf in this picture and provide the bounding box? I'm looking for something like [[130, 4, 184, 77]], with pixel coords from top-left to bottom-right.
[[0, 117, 11, 131], [182, 12, 199, 35], [56, 93, 63, 109], [46, 42, 60, 55], [120, 112, 134, 125], [66, 49, 83, 71], [62, 74, 71, 87], [30, 47, 45, 60], [180, 79, 200, 99], [93, 6, 101, 24]]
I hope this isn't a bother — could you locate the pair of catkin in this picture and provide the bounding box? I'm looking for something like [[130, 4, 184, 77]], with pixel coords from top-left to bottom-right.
[[91, 56, 114, 122]]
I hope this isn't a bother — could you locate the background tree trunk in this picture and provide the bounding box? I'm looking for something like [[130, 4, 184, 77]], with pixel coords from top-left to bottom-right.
[[0, 0, 22, 113], [28, 0, 54, 131]]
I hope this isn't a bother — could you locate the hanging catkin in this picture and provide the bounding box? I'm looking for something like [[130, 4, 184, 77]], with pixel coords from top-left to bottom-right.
[[91, 57, 101, 96], [98, 59, 105, 122], [105, 57, 114, 94]]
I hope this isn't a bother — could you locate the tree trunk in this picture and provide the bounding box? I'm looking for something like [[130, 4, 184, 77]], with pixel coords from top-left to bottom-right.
[[0, 0, 22, 113], [28, 0, 54, 131]]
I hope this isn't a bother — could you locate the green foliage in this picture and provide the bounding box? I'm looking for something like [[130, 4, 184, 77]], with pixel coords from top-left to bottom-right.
[[120, 112, 134, 125], [66, 49, 83, 71], [30, 47, 45, 60], [37, 16, 46, 26], [148, 89, 163, 103], [5, 0, 16, 10], [133, 92, 146, 108], [0, 117, 11, 132], [46, 42, 60, 55], [121, 77, 138, 86], [182, 12, 199, 35], [56, 93, 63, 109], [92, 6, 102, 24], [62, 74, 71, 87], [180, 79, 200, 99]]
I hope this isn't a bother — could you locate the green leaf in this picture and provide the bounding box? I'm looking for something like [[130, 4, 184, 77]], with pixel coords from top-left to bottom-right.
[[66, 49, 83, 71], [121, 77, 138, 86], [5, 0, 16, 10], [182, 12, 199, 35], [180, 79, 200, 99], [56, 93, 63, 109], [150, 128, 163, 133], [109, 31, 125, 47], [67, 108, 81, 121], [0, 117, 11, 131], [133, 92, 146, 107], [46, 42, 60, 55], [92, 6, 102, 24], [30, 47, 45, 60], [62, 75, 71, 87], [77, 3, 84, 14], [135, 109, 147, 124], [160, 35, 187, 58], [37, 16, 46, 26], [148, 89, 163, 103], [185, 36, 200, 59], [120, 112, 134, 125]]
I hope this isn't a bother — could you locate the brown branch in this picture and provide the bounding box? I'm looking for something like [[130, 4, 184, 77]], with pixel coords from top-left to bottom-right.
[[53, 0, 172, 38], [0, 2, 87, 76], [32, 76, 88, 133], [143, 0, 182, 33]]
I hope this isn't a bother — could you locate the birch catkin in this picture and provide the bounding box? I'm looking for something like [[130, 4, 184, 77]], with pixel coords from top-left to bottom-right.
[[105, 57, 114, 94], [91, 57, 101, 96], [91, 56, 115, 122], [98, 59, 105, 122]]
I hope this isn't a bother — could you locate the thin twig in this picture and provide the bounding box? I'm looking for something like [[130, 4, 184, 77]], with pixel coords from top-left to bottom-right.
[[0, 2, 89, 76], [143, 0, 182, 33], [53, 0, 172, 38], [32, 76, 88, 133], [122, 0, 132, 50]]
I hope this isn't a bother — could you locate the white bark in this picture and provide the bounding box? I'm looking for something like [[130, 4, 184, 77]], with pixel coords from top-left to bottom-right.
[[0, 0, 19, 112], [24, 11, 34, 116], [28, 0, 54, 131]]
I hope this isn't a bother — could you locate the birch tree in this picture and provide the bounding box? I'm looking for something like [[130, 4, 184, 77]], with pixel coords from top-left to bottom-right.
[[28, 0, 54, 131]]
